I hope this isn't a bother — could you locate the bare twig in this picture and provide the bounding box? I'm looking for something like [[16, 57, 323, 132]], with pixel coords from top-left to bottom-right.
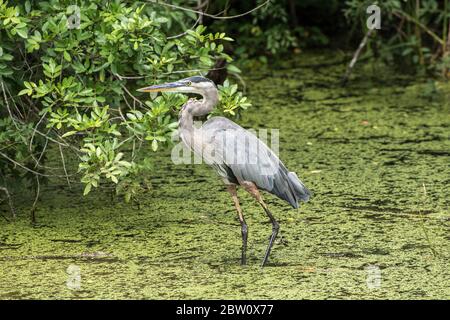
[[114, 65, 229, 83], [1, 81, 21, 130], [29, 111, 52, 169], [3, 80, 25, 119], [341, 28, 374, 85], [229, 73, 247, 93], [36, 131, 50, 166], [118, 94, 144, 142], [0, 186, 16, 220], [0, 150, 74, 178], [119, 83, 145, 109], [59, 144, 71, 187], [392, 10, 444, 46], [31, 176, 40, 224], [147, 0, 270, 20], [114, 73, 146, 80], [444, 19, 450, 77], [197, 0, 204, 24], [29, 111, 47, 153], [167, 14, 202, 40]]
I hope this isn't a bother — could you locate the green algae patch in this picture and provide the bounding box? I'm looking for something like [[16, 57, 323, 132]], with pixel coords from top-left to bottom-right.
[[1, 51, 449, 299]]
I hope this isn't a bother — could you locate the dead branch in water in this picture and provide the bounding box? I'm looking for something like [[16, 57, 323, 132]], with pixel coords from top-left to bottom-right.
[[0, 186, 15, 220], [341, 28, 375, 86]]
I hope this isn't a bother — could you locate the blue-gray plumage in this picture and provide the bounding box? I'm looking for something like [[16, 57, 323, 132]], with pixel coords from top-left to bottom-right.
[[138, 76, 311, 267], [200, 117, 310, 208]]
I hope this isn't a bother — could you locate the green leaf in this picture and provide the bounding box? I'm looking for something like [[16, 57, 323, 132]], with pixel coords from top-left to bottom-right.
[[25, 1, 31, 13], [1, 54, 13, 61], [62, 131, 77, 138], [83, 183, 92, 195], [18, 88, 31, 96], [151, 139, 158, 152], [127, 113, 137, 121], [63, 51, 71, 62], [15, 28, 28, 39], [227, 65, 241, 74], [200, 56, 211, 65]]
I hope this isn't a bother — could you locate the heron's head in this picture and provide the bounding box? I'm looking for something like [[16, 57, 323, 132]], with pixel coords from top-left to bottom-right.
[[137, 76, 216, 96]]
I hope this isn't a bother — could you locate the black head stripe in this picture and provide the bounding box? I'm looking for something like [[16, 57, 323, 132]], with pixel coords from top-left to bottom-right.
[[186, 76, 212, 83]]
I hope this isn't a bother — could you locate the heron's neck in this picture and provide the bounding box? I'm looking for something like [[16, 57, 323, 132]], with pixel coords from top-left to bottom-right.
[[179, 87, 219, 134]]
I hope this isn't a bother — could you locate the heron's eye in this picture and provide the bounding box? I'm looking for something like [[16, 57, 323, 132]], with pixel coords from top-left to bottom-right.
[[186, 81, 192, 86]]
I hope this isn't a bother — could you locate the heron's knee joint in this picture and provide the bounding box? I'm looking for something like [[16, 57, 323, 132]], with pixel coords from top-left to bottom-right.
[[241, 222, 248, 234], [272, 222, 280, 232]]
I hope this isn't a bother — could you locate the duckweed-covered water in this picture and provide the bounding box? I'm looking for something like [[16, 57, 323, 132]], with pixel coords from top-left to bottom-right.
[[1, 52, 449, 299]]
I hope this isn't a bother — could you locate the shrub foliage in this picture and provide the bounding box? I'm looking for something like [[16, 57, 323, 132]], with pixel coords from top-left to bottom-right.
[[0, 0, 250, 208]]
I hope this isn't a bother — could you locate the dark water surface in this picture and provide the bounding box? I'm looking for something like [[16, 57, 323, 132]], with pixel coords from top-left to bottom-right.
[[1, 52, 449, 299]]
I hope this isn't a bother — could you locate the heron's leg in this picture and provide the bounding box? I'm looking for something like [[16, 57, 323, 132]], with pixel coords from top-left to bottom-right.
[[227, 185, 248, 265], [241, 181, 279, 267]]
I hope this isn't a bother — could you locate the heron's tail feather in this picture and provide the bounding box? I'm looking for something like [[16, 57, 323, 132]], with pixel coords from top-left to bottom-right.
[[287, 171, 311, 209]]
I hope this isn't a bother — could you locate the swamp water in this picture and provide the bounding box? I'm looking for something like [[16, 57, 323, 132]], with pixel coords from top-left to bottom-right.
[[1, 52, 449, 299]]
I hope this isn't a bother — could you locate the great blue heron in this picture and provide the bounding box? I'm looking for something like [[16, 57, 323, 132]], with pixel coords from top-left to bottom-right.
[[138, 76, 310, 267]]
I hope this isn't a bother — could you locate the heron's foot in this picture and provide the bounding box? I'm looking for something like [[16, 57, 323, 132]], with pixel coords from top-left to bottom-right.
[[261, 223, 279, 268]]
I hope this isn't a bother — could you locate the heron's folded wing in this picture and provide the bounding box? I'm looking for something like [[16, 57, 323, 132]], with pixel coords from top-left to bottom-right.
[[202, 116, 309, 207], [203, 118, 282, 192]]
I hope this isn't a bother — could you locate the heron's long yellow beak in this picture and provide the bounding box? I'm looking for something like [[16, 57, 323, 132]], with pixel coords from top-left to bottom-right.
[[137, 81, 184, 93]]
